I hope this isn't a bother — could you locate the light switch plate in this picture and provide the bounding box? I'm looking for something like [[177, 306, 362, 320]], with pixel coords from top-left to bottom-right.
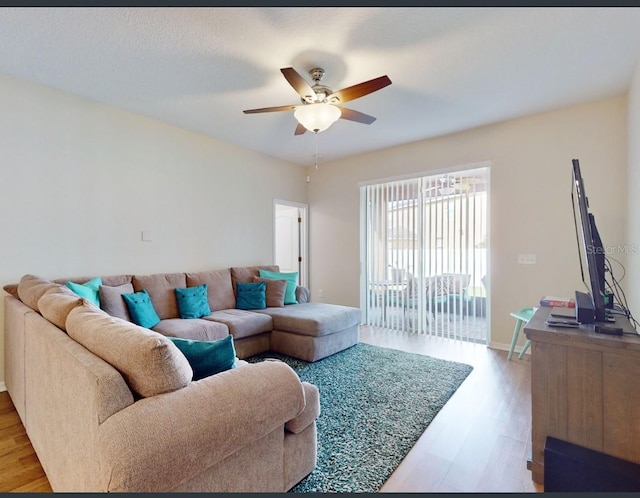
[[518, 253, 536, 264]]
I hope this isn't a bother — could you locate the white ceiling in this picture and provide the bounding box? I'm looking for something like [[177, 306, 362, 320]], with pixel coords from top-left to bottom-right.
[[2, 7, 640, 167]]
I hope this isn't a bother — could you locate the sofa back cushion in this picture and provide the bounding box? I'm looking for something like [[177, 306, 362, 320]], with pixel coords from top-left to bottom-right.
[[2, 283, 19, 298], [66, 304, 193, 397], [230, 265, 279, 296], [132, 272, 186, 320], [38, 285, 87, 331], [53, 274, 133, 287], [17, 274, 61, 312], [185, 268, 236, 311]]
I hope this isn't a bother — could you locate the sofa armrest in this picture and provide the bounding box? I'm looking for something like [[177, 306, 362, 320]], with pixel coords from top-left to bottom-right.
[[296, 285, 311, 303], [285, 381, 320, 434], [96, 360, 307, 492]]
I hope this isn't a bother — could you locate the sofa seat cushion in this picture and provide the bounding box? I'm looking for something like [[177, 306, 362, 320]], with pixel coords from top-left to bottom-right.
[[66, 304, 193, 398], [152, 318, 229, 341], [254, 303, 361, 337], [132, 272, 187, 320], [203, 309, 273, 340]]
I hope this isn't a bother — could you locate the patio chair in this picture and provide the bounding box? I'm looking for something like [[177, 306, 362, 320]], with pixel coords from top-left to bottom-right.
[[396, 274, 449, 322], [441, 273, 471, 318]]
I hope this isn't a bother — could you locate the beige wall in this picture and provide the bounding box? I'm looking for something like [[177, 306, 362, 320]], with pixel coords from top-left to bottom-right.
[[627, 60, 640, 316], [0, 70, 631, 386], [308, 96, 628, 351], [0, 74, 307, 387]]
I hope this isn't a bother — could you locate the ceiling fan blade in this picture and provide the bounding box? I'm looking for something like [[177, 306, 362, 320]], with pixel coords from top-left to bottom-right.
[[328, 75, 392, 104], [339, 107, 377, 125], [243, 104, 297, 114], [281, 67, 315, 101], [294, 122, 307, 135]]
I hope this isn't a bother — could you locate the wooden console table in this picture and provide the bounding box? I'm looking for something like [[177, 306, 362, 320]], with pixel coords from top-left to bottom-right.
[[524, 306, 640, 484]]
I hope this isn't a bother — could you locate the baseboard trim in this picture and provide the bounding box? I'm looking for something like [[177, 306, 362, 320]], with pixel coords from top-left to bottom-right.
[[489, 341, 531, 356], [0, 382, 6, 393]]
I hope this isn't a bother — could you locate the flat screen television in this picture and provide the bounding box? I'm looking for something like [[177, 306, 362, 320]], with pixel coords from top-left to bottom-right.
[[571, 158, 608, 323]]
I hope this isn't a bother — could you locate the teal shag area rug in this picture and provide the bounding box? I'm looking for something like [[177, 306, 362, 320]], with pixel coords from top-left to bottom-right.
[[247, 343, 473, 493]]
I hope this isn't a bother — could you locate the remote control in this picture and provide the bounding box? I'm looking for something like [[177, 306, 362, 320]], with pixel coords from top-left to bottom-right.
[[594, 325, 623, 336]]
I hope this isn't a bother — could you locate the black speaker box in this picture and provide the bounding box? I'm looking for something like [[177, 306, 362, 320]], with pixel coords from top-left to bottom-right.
[[544, 436, 640, 492], [574, 290, 595, 324]]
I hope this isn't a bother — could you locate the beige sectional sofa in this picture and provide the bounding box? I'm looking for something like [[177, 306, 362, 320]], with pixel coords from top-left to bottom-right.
[[2, 265, 361, 492]]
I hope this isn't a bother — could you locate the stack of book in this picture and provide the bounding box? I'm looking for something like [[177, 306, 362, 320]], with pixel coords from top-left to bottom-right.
[[540, 296, 575, 308]]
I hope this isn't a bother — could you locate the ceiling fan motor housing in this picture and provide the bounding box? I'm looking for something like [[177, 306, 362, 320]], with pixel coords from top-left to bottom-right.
[[303, 68, 332, 103]]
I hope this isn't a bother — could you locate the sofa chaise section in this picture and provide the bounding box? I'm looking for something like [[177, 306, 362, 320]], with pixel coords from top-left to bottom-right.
[[256, 303, 361, 362]]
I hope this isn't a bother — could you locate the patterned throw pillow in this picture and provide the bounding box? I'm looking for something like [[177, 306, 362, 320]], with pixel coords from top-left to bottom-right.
[[122, 289, 161, 328], [174, 284, 212, 319], [236, 281, 266, 310]]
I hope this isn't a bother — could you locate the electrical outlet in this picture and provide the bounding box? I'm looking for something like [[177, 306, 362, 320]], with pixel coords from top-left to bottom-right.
[[318, 289, 324, 298], [517, 253, 536, 264]]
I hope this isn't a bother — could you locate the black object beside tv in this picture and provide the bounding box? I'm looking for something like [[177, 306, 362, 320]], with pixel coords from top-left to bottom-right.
[[544, 436, 640, 491], [571, 158, 608, 324]]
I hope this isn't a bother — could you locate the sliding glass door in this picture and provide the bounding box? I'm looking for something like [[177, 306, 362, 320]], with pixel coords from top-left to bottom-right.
[[361, 166, 489, 343]]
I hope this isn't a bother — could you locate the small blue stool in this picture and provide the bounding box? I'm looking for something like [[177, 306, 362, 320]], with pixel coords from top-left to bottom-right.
[[508, 307, 536, 360]]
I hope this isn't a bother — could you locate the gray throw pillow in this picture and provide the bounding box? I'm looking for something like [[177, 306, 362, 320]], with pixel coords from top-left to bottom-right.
[[99, 283, 134, 321], [253, 276, 287, 307]]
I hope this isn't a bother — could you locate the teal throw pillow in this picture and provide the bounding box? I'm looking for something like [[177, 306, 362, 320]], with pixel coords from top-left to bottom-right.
[[122, 289, 161, 329], [236, 281, 266, 310], [175, 284, 212, 319], [168, 335, 236, 381], [258, 269, 298, 305], [66, 277, 102, 307]]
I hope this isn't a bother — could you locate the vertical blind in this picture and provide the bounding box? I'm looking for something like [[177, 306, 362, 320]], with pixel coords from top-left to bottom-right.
[[362, 167, 488, 341]]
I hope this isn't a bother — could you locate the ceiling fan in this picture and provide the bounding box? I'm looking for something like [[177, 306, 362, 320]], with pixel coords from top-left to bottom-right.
[[243, 67, 392, 134]]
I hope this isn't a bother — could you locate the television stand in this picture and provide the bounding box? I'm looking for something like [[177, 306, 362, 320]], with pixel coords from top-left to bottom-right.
[[524, 306, 640, 485]]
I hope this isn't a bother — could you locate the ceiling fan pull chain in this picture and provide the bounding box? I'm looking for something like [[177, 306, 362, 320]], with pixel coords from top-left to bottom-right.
[[314, 132, 319, 170]]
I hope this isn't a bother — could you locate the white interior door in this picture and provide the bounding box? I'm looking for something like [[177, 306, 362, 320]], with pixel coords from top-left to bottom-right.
[[274, 200, 308, 286]]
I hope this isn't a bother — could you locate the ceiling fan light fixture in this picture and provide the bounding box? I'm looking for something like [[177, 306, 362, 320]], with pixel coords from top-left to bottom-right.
[[294, 102, 341, 133]]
